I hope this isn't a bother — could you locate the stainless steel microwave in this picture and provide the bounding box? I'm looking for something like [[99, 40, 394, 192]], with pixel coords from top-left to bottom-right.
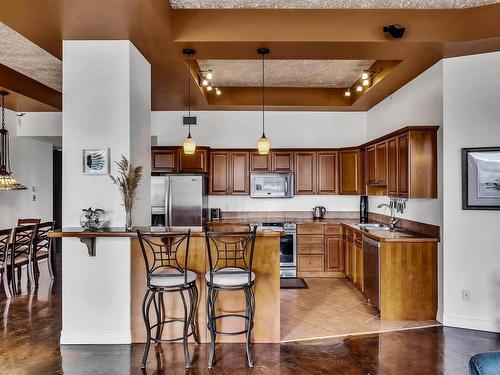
[[250, 172, 294, 198]]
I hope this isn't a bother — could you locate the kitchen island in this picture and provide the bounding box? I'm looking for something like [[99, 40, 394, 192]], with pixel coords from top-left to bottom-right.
[[50, 227, 281, 344]]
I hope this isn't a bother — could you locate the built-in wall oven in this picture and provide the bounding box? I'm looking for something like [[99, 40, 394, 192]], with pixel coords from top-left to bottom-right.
[[255, 222, 296, 278]]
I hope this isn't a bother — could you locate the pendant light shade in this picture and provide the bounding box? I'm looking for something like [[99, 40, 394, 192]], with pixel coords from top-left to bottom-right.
[[0, 92, 26, 191], [257, 48, 270, 155], [182, 48, 196, 155]]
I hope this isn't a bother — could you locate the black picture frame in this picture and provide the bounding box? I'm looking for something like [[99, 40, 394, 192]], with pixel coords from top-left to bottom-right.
[[462, 147, 500, 210]]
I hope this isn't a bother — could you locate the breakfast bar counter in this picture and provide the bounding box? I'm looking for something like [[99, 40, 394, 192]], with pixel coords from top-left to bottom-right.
[[50, 227, 282, 344]]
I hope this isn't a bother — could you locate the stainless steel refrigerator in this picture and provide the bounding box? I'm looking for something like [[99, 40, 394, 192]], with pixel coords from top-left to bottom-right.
[[151, 175, 208, 227]]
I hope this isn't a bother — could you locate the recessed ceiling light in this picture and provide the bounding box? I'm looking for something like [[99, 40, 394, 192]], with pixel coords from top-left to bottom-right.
[[361, 71, 369, 80], [344, 89, 351, 97], [363, 79, 370, 86], [202, 79, 209, 86], [215, 88, 222, 96], [207, 85, 213, 91], [206, 71, 213, 80], [356, 85, 363, 92]]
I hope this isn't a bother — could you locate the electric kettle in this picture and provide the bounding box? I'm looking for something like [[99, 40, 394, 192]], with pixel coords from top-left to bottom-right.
[[312, 206, 326, 220]]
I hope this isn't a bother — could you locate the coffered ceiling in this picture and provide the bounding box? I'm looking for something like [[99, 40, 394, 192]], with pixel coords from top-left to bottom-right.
[[197, 59, 375, 88], [170, 0, 499, 9], [0, 0, 498, 112]]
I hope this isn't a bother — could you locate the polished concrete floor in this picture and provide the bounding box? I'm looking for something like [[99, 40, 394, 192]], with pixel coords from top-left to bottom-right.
[[1, 260, 499, 374], [281, 278, 440, 341]]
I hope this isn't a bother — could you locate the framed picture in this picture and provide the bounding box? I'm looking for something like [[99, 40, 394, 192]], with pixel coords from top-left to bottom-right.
[[462, 147, 500, 210], [82, 149, 110, 175]]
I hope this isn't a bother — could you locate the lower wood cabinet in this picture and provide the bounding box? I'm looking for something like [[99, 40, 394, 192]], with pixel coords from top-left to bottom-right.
[[325, 236, 343, 272], [298, 255, 324, 272]]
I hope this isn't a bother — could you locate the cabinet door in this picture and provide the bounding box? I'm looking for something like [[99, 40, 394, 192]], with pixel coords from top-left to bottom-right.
[[152, 148, 177, 172], [250, 152, 270, 172], [387, 137, 398, 196], [229, 152, 249, 194], [179, 148, 208, 173], [272, 151, 294, 172], [298, 255, 324, 272], [339, 149, 362, 195], [294, 152, 317, 194], [325, 236, 344, 272], [317, 151, 338, 194], [209, 152, 229, 194], [366, 146, 376, 185], [398, 135, 409, 198], [375, 142, 387, 184]]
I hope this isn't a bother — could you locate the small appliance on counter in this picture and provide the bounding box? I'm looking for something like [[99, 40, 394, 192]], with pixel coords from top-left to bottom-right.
[[360, 195, 368, 223], [210, 208, 221, 221], [312, 206, 326, 220]]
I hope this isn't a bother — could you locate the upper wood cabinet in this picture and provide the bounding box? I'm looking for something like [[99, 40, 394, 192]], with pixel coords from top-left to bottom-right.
[[294, 152, 317, 194], [272, 151, 294, 172], [386, 129, 437, 198], [152, 147, 177, 172], [366, 141, 387, 186], [339, 149, 362, 195], [317, 151, 338, 194], [250, 152, 271, 172], [178, 148, 208, 173], [209, 151, 249, 195]]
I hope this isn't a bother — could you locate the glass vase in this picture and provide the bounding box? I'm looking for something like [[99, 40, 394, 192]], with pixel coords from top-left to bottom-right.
[[125, 209, 132, 231]]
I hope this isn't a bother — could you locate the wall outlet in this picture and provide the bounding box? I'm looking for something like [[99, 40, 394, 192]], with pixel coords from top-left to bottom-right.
[[32, 195, 36, 202], [462, 289, 470, 302]]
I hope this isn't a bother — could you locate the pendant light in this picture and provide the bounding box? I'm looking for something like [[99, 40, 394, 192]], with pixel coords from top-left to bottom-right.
[[0, 92, 26, 191], [182, 49, 196, 155], [257, 48, 270, 155]]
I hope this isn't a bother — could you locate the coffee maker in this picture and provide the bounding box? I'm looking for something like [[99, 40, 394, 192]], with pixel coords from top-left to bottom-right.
[[312, 206, 326, 220], [210, 208, 221, 221]]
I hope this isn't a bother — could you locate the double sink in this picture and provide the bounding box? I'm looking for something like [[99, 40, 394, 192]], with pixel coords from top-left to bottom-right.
[[355, 223, 391, 232]]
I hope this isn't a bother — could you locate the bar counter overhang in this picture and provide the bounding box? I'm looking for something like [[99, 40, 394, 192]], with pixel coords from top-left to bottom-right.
[[49, 227, 282, 344]]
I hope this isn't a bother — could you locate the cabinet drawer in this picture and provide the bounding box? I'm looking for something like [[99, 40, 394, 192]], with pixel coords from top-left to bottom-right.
[[325, 225, 341, 236], [297, 235, 324, 246], [297, 225, 324, 235], [298, 255, 324, 271], [298, 245, 324, 255]]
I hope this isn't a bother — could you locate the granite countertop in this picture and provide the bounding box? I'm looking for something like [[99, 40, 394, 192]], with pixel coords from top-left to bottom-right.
[[49, 226, 283, 238]]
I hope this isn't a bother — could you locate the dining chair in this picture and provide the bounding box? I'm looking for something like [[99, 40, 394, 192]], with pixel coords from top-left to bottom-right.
[[9, 225, 36, 294], [32, 222, 56, 284], [0, 228, 12, 299], [17, 218, 41, 226]]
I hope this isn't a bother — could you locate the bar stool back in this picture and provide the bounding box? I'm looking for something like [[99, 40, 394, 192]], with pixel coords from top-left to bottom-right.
[[204, 226, 257, 368], [0, 228, 12, 298], [136, 229, 199, 369], [32, 221, 56, 284]]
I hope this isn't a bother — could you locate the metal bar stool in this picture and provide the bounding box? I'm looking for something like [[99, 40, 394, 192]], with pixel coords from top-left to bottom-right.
[[204, 226, 257, 369], [136, 229, 199, 369], [0, 228, 13, 299], [32, 221, 56, 285]]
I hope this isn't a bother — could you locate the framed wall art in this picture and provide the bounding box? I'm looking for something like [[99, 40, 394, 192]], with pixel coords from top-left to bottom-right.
[[462, 147, 500, 210], [82, 148, 110, 175]]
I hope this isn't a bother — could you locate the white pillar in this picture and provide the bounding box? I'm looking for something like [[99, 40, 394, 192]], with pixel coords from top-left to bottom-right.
[[61, 40, 151, 344]]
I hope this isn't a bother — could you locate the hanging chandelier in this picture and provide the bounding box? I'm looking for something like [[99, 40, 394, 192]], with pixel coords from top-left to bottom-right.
[[182, 49, 197, 155], [0, 92, 26, 191], [257, 48, 270, 155]]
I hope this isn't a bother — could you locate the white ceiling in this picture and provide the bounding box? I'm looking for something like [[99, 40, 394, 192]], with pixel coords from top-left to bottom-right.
[[197, 59, 375, 88], [170, 0, 498, 8], [0, 22, 62, 93]]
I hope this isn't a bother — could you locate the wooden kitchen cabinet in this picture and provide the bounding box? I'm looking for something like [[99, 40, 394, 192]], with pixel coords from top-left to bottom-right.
[[152, 147, 178, 172], [178, 148, 208, 173], [272, 151, 294, 172], [339, 149, 362, 195], [298, 255, 324, 272], [294, 152, 317, 194], [209, 151, 249, 195], [385, 129, 437, 198], [317, 151, 338, 194], [366, 142, 387, 186], [250, 152, 271, 172], [325, 236, 343, 272]]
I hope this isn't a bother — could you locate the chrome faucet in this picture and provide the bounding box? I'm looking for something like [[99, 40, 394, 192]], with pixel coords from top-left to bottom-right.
[[377, 203, 399, 231]]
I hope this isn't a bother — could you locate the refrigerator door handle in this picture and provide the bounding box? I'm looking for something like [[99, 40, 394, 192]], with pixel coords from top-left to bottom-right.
[[168, 181, 172, 227]]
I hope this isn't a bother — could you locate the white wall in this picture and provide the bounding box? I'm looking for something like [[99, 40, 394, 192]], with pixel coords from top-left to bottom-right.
[[442, 52, 500, 333], [152, 110, 367, 211], [0, 109, 54, 228]]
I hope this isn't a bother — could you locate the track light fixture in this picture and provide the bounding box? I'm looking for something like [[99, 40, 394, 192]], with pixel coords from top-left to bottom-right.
[[344, 89, 351, 97]]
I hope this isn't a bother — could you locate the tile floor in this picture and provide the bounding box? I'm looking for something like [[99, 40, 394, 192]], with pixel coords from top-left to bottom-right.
[[280, 277, 440, 341]]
